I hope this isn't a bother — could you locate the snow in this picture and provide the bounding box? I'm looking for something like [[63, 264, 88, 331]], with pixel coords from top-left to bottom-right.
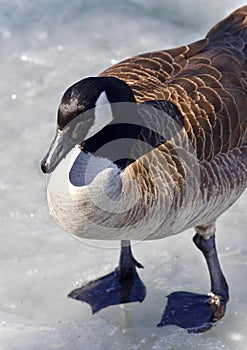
[[0, 0, 246, 349]]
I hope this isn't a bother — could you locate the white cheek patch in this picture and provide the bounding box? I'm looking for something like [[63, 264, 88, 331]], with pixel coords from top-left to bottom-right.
[[85, 91, 113, 140]]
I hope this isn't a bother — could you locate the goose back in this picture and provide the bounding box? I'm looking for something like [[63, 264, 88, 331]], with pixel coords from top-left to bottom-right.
[[100, 6, 247, 161]]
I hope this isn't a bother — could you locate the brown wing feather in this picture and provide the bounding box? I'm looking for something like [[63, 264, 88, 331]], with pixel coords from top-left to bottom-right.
[[100, 6, 247, 160]]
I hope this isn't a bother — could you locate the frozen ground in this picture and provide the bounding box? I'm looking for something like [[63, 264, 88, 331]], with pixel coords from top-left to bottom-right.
[[0, 0, 246, 349]]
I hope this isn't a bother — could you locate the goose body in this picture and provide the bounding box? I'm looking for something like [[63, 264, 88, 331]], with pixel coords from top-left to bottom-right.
[[45, 6, 246, 241], [41, 6, 247, 332]]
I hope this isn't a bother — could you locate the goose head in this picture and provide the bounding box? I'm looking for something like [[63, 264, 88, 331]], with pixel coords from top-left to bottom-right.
[[41, 76, 136, 174]]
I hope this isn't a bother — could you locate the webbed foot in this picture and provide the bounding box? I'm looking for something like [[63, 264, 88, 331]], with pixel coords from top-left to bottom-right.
[[158, 231, 229, 333], [158, 291, 227, 332], [68, 241, 146, 313]]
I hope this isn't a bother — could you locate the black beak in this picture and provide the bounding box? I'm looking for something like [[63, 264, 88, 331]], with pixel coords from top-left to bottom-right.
[[41, 129, 75, 174]]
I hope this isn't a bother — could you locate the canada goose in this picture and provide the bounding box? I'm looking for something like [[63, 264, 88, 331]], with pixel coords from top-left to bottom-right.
[[41, 6, 247, 332]]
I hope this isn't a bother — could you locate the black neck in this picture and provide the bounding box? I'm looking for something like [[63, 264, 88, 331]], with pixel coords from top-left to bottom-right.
[[83, 77, 140, 169], [82, 122, 142, 169], [82, 99, 184, 170]]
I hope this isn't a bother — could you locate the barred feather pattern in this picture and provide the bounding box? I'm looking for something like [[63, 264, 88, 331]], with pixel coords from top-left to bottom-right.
[[100, 6, 247, 160], [101, 6, 247, 238]]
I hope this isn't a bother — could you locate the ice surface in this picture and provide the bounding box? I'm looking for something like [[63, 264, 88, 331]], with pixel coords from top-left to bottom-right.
[[0, 0, 246, 349]]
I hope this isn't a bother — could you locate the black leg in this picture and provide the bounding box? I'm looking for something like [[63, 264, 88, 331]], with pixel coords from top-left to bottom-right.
[[193, 233, 229, 300], [68, 240, 146, 314], [158, 229, 229, 332]]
